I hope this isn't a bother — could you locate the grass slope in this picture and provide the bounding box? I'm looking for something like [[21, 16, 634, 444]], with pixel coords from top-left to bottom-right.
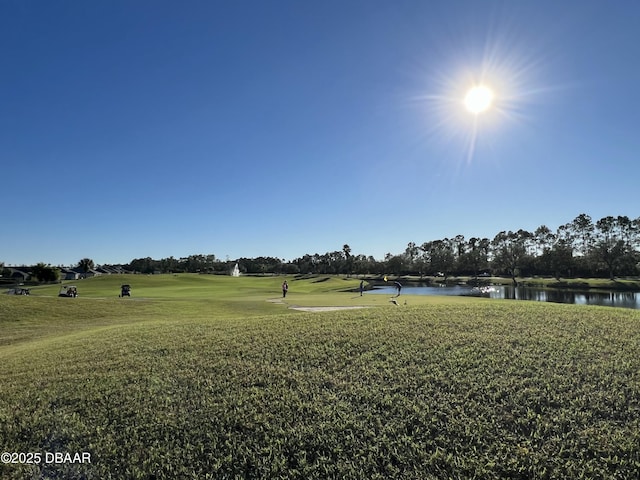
[[2, 275, 640, 479]]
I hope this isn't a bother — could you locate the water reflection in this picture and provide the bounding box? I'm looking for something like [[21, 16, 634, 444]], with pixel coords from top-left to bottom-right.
[[370, 284, 640, 310], [496, 286, 640, 309]]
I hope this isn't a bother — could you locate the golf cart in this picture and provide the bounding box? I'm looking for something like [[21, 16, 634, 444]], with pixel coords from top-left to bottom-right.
[[59, 285, 78, 297], [120, 284, 131, 297], [6, 287, 30, 295]]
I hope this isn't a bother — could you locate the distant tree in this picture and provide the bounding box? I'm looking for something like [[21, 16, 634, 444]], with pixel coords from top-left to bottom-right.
[[491, 231, 528, 285], [282, 262, 300, 275], [452, 235, 466, 258], [593, 216, 630, 279], [32, 263, 60, 283], [1, 262, 13, 281], [351, 254, 371, 275], [237, 256, 283, 274], [293, 254, 315, 274], [179, 254, 216, 273], [458, 237, 490, 276], [433, 239, 455, 279], [556, 222, 577, 256], [129, 257, 157, 274], [404, 242, 419, 272], [537, 240, 574, 279], [327, 250, 346, 274], [593, 239, 626, 280], [385, 254, 407, 275], [421, 239, 455, 280], [78, 258, 95, 275], [570, 213, 595, 257], [533, 225, 555, 257], [633, 217, 640, 251], [160, 256, 179, 273], [343, 244, 352, 275]]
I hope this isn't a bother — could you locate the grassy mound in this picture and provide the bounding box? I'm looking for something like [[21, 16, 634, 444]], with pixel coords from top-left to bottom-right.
[[2, 275, 640, 479]]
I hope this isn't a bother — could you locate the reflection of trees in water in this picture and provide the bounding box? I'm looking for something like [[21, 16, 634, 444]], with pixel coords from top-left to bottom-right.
[[601, 292, 638, 309], [574, 291, 638, 308], [497, 286, 639, 309]]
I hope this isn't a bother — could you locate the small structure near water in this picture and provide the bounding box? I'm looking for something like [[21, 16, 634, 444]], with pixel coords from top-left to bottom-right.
[[231, 263, 240, 277]]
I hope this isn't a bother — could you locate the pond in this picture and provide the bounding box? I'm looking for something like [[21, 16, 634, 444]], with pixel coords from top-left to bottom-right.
[[369, 284, 640, 310]]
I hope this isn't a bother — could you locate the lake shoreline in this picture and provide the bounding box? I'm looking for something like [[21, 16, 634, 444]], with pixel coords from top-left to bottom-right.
[[364, 280, 640, 309], [360, 275, 640, 292]]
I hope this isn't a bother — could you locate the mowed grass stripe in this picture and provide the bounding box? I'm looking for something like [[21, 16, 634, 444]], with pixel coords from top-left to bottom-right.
[[2, 276, 640, 478]]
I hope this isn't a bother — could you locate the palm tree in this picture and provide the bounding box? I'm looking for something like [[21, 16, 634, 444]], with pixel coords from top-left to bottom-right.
[[78, 258, 95, 276], [342, 244, 352, 276]]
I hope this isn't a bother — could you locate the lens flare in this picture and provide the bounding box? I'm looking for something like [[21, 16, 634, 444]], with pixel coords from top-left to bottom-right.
[[464, 85, 494, 114], [409, 16, 563, 170]]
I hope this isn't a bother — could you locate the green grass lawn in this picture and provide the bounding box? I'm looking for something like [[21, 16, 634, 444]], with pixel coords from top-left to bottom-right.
[[2, 275, 640, 479]]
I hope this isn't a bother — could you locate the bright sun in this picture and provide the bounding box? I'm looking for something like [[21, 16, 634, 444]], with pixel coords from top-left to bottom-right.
[[464, 85, 494, 114]]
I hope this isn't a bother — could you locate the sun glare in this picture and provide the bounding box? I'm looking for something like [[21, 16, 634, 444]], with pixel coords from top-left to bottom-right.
[[464, 85, 494, 114], [411, 14, 556, 171]]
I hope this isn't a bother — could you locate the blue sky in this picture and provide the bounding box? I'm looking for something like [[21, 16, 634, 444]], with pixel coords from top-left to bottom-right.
[[2, 1, 639, 266]]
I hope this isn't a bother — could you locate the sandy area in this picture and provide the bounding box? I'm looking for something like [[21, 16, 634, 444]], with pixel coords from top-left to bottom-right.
[[288, 305, 368, 312], [267, 298, 369, 312]]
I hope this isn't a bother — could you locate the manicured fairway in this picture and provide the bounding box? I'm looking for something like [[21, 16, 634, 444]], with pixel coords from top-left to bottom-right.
[[1, 275, 640, 479]]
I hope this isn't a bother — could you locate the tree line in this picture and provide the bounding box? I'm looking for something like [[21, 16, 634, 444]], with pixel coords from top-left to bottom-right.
[[3, 214, 638, 282], [124, 214, 640, 281], [394, 213, 640, 283]]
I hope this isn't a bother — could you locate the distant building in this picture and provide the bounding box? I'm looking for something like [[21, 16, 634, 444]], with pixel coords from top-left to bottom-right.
[[60, 268, 82, 281], [70, 267, 101, 279], [7, 267, 31, 283], [95, 265, 132, 275]]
